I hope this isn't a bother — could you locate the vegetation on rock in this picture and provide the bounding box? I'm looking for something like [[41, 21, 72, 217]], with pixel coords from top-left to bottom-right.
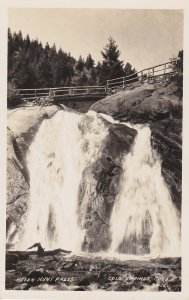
[[173, 50, 183, 100], [7, 83, 22, 108]]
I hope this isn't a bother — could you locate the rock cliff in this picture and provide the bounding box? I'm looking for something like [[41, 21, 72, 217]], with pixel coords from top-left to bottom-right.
[[7, 106, 60, 247], [6, 80, 182, 250], [91, 83, 182, 212], [78, 122, 137, 251]]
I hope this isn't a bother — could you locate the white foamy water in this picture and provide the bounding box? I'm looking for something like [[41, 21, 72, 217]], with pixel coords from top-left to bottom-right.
[[109, 124, 180, 257], [15, 110, 108, 251], [13, 110, 180, 257]]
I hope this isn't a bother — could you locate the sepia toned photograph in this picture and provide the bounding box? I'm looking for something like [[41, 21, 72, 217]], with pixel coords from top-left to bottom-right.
[[3, 3, 185, 295]]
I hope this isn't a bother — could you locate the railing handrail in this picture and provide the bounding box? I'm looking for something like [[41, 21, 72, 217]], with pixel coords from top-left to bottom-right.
[[16, 58, 179, 99], [17, 85, 105, 92], [107, 58, 178, 85]]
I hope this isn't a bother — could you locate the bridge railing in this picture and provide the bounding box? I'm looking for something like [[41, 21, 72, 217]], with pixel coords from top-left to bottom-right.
[[16, 59, 179, 100], [106, 59, 178, 92], [17, 85, 106, 100]]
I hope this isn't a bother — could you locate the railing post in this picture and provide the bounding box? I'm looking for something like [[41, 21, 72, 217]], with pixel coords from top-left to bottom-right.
[[35, 89, 37, 97], [164, 63, 166, 74], [140, 71, 143, 83], [172, 59, 177, 72], [148, 68, 150, 78], [152, 67, 154, 77], [123, 77, 125, 89], [170, 58, 176, 73], [107, 80, 109, 92]]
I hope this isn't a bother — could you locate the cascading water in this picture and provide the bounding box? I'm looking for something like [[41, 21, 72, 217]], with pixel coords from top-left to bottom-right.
[[109, 124, 180, 257], [14, 110, 180, 257], [16, 110, 108, 251]]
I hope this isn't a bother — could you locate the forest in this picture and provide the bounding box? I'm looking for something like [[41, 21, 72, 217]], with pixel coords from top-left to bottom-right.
[[8, 29, 137, 89]]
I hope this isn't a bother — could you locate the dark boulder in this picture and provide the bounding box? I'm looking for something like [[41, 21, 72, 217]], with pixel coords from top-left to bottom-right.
[[6, 253, 19, 264]]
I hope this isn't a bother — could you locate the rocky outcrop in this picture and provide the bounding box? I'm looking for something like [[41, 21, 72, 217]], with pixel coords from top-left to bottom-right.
[[7, 82, 182, 251], [7, 105, 137, 251], [7, 106, 60, 247], [151, 118, 182, 211], [78, 121, 137, 252], [7, 127, 30, 245], [91, 83, 182, 123], [91, 83, 182, 212], [6, 251, 181, 291]]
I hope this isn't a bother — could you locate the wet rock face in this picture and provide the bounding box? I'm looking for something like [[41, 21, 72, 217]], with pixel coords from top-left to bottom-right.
[[6, 128, 30, 246], [6, 106, 60, 247], [78, 123, 137, 252], [150, 118, 182, 211], [91, 83, 182, 213]]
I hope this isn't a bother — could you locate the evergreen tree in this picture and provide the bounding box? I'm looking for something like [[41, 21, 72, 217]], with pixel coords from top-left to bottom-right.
[[13, 30, 24, 50], [124, 62, 133, 76], [173, 50, 183, 100], [45, 42, 50, 52], [77, 73, 88, 86], [24, 34, 31, 49], [8, 29, 14, 76], [85, 54, 95, 69], [54, 48, 71, 86], [35, 52, 53, 87], [99, 37, 124, 83], [10, 48, 32, 88], [88, 68, 97, 85], [95, 61, 103, 85], [124, 62, 138, 83], [76, 55, 85, 72], [7, 29, 137, 90]]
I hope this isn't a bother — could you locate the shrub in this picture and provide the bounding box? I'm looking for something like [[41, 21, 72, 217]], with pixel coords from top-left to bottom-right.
[[172, 50, 183, 100], [7, 83, 22, 108]]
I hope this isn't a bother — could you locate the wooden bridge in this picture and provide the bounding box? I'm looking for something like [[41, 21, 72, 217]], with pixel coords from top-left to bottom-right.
[[17, 85, 107, 101], [106, 59, 178, 92], [17, 59, 178, 101]]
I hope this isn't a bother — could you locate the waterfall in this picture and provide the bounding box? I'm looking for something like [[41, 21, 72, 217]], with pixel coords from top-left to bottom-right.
[[109, 124, 180, 257], [16, 110, 108, 251], [14, 110, 180, 257]]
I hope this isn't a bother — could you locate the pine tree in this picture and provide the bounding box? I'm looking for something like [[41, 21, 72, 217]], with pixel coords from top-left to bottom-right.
[[76, 55, 85, 72], [89, 68, 97, 85], [98, 37, 124, 84], [24, 34, 31, 49], [35, 52, 53, 87], [8, 29, 137, 90], [124, 62, 133, 76], [173, 50, 183, 100], [85, 54, 95, 69], [78, 73, 88, 86], [124, 62, 138, 83], [44, 42, 50, 55], [13, 30, 24, 49], [8, 29, 13, 75]]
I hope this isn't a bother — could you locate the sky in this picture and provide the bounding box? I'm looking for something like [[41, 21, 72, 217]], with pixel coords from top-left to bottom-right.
[[8, 8, 183, 71]]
